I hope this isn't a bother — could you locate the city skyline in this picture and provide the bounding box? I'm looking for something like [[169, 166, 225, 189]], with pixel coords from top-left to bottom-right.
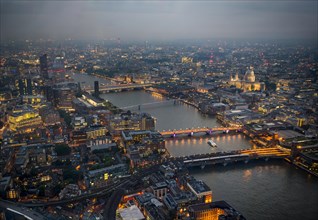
[[1, 39, 317, 219], [1, 0, 317, 41], [0, 1, 318, 219]]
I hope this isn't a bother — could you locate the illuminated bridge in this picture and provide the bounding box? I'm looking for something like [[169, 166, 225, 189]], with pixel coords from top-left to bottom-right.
[[181, 147, 290, 168], [159, 126, 242, 137], [84, 83, 153, 93]]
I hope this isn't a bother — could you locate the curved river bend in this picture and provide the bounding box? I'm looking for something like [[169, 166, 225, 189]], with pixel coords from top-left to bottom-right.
[[72, 74, 318, 220]]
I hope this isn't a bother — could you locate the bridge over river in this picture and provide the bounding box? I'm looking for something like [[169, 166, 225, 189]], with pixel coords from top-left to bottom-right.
[[159, 126, 242, 137], [178, 147, 290, 168], [120, 99, 179, 110], [84, 83, 153, 93]]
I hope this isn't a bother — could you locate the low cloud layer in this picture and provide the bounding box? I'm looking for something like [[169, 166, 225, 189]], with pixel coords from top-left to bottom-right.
[[1, 1, 317, 41]]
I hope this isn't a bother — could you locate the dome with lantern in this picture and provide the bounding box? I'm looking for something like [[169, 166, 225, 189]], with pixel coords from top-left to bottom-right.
[[244, 66, 256, 83]]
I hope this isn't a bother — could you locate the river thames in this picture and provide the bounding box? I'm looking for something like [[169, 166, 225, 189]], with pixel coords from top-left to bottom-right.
[[72, 74, 318, 220]]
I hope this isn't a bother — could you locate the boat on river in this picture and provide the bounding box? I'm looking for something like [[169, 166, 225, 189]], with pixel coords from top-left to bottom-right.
[[207, 140, 217, 147]]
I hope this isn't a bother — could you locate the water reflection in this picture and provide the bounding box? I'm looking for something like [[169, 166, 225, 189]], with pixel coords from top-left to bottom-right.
[[72, 74, 318, 219], [165, 134, 253, 157], [243, 170, 252, 182]]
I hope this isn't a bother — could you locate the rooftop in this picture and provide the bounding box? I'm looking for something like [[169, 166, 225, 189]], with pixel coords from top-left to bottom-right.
[[187, 178, 211, 195], [188, 200, 246, 220], [276, 130, 304, 139], [117, 205, 145, 220]]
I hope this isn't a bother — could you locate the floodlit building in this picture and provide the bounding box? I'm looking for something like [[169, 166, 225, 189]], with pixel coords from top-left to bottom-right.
[[86, 126, 107, 139], [228, 66, 265, 92], [188, 201, 246, 220], [8, 107, 42, 133]]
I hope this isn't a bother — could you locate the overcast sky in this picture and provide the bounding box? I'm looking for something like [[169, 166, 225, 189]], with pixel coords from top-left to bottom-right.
[[1, 0, 317, 41]]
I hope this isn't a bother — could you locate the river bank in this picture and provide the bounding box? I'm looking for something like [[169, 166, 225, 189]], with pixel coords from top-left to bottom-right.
[[70, 73, 318, 220]]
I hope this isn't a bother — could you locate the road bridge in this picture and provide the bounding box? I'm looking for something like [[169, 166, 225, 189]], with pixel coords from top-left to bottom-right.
[[160, 126, 242, 137]]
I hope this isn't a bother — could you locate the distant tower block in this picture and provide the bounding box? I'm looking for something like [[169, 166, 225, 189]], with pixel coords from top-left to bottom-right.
[[40, 54, 48, 78], [94, 81, 99, 97], [26, 78, 33, 95]]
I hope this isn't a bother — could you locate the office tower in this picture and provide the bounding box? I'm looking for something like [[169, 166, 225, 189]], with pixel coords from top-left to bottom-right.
[[94, 81, 99, 97], [43, 85, 54, 102], [26, 78, 33, 95], [17, 79, 25, 96], [40, 54, 48, 78], [16, 78, 34, 96]]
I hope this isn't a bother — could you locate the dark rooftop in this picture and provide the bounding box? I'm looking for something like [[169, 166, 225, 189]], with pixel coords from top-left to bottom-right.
[[188, 200, 246, 220]]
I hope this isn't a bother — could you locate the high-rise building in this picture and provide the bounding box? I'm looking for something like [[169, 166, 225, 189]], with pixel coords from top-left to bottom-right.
[[40, 54, 48, 78], [141, 114, 155, 131], [26, 78, 33, 95], [94, 81, 99, 97], [16, 78, 35, 96], [53, 87, 75, 112], [43, 85, 54, 102], [17, 79, 25, 96]]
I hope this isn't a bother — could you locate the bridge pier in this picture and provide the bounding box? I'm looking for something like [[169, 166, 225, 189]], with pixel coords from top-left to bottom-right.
[[206, 129, 213, 135], [244, 160, 249, 164], [201, 164, 205, 169], [223, 162, 228, 166]]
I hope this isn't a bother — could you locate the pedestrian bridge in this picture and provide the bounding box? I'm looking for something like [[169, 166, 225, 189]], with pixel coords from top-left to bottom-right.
[[121, 99, 179, 110]]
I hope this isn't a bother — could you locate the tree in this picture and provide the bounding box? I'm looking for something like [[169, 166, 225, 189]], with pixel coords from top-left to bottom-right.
[[264, 80, 277, 91], [63, 168, 82, 184], [55, 144, 71, 156], [58, 109, 72, 127], [103, 155, 114, 167], [52, 184, 62, 196], [29, 167, 38, 177], [52, 159, 63, 166], [38, 185, 46, 197], [75, 91, 83, 98]]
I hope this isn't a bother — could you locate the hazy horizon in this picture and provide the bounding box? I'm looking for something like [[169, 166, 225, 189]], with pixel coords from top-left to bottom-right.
[[1, 1, 317, 42]]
